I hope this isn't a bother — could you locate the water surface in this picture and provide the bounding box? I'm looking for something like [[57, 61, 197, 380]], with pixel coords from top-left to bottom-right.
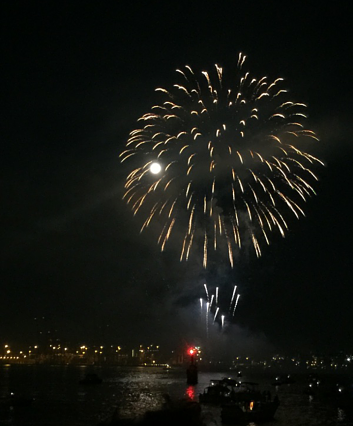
[[0, 364, 352, 425]]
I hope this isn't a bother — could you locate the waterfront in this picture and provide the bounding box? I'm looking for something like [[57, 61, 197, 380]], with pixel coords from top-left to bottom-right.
[[0, 364, 352, 425]]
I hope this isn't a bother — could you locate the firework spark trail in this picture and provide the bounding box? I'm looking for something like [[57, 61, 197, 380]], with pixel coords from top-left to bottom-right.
[[206, 301, 210, 339], [200, 284, 241, 327], [229, 285, 237, 311], [200, 297, 203, 323], [232, 294, 241, 316], [204, 283, 209, 301], [214, 307, 220, 322], [121, 53, 322, 267]]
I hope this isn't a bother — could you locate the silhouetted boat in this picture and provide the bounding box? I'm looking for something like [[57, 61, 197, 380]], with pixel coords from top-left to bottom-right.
[[199, 383, 232, 404], [230, 382, 264, 402], [221, 396, 280, 424], [272, 374, 295, 386], [323, 382, 353, 409], [220, 377, 238, 387], [304, 383, 316, 395], [199, 380, 265, 405]]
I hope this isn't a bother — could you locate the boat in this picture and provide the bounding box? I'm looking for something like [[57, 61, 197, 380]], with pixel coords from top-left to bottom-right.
[[304, 382, 316, 395], [199, 377, 243, 403], [79, 373, 102, 385], [271, 374, 295, 386], [163, 364, 172, 370], [199, 380, 263, 405], [199, 382, 232, 404], [197, 381, 280, 424], [304, 376, 321, 395], [230, 382, 263, 402], [322, 382, 353, 409], [220, 377, 238, 387], [221, 395, 280, 424]]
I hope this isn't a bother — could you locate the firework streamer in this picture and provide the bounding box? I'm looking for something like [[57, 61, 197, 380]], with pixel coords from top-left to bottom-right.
[[229, 285, 237, 311], [206, 301, 210, 339], [204, 283, 209, 301], [199, 297, 203, 324], [232, 294, 241, 316], [214, 307, 220, 322], [121, 53, 323, 267]]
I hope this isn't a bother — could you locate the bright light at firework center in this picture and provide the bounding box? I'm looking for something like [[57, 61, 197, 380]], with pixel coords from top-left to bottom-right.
[[150, 162, 162, 174]]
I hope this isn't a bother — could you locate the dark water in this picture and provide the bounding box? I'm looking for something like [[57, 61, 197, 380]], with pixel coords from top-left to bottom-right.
[[0, 364, 352, 425]]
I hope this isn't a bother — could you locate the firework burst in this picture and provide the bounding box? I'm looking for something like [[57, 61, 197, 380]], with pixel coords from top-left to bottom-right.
[[121, 53, 323, 267], [201, 284, 240, 331]]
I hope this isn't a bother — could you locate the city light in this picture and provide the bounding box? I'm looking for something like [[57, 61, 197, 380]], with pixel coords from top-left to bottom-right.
[[0, 340, 352, 371]]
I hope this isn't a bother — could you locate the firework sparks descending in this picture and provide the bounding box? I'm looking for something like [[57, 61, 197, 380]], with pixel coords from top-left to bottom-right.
[[122, 53, 322, 266], [206, 301, 210, 338], [232, 294, 241, 316], [204, 283, 209, 301], [229, 285, 237, 310], [201, 283, 240, 328], [214, 307, 220, 322]]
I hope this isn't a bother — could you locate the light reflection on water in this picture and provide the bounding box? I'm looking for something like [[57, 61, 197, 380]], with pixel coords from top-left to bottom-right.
[[186, 385, 196, 400], [0, 364, 352, 426]]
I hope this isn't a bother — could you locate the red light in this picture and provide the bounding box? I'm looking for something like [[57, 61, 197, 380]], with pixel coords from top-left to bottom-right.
[[189, 349, 194, 355], [186, 385, 195, 400]]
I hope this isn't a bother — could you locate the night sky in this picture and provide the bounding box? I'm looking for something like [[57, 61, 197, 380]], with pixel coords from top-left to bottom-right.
[[1, 2, 352, 355]]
